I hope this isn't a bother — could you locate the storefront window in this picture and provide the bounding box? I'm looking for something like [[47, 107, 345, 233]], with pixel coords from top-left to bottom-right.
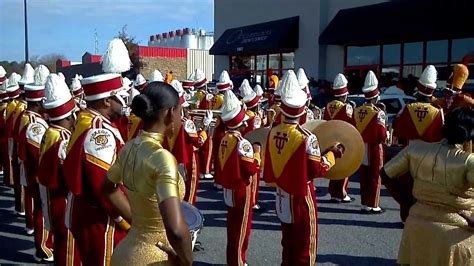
[[347, 46, 380, 66], [383, 44, 400, 65], [452, 38, 474, 62], [282, 53, 295, 69], [269, 54, 280, 71], [403, 42, 423, 64], [231, 55, 254, 71], [403, 65, 423, 78], [426, 40, 448, 63], [256, 55, 267, 70]]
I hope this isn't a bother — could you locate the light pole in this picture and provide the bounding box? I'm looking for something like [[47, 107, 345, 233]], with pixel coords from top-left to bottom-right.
[[24, 0, 29, 62]]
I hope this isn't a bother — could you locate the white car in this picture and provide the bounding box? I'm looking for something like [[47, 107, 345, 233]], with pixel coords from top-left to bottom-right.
[[347, 94, 416, 125]]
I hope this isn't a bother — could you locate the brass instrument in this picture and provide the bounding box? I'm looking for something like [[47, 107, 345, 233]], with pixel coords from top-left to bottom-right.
[[309, 120, 364, 180], [187, 109, 222, 117]]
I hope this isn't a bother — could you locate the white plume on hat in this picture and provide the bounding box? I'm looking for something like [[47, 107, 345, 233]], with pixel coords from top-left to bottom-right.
[[418, 65, 437, 89], [170, 79, 189, 107], [102, 38, 132, 74], [221, 90, 245, 123], [70, 76, 82, 92], [217, 70, 233, 90], [254, 84, 264, 97], [280, 70, 307, 112], [6, 72, 21, 92], [193, 68, 207, 87], [44, 74, 75, 121], [19, 63, 34, 85], [240, 79, 256, 103], [32, 65, 50, 86], [333, 73, 348, 89], [58, 72, 66, 80], [135, 73, 146, 86], [122, 77, 132, 89], [149, 69, 164, 82], [296, 68, 309, 89], [0, 66, 6, 79], [362, 70, 378, 93]]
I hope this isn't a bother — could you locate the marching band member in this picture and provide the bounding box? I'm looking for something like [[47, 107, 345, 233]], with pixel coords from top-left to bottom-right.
[[115, 77, 133, 142], [267, 69, 279, 107], [216, 89, 259, 266], [240, 79, 262, 136], [0, 67, 11, 187], [17, 65, 54, 261], [134, 73, 147, 92], [390, 65, 444, 222], [127, 86, 143, 140], [7, 65, 32, 216], [393, 65, 444, 145], [163, 79, 211, 205], [193, 68, 210, 109], [240, 79, 264, 212], [297, 68, 315, 124], [253, 84, 267, 126], [324, 73, 355, 203], [70, 74, 86, 110], [38, 74, 81, 265], [63, 39, 131, 266], [263, 70, 343, 265], [354, 71, 387, 214], [266, 83, 283, 127], [149, 69, 165, 82], [433, 63, 473, 113]]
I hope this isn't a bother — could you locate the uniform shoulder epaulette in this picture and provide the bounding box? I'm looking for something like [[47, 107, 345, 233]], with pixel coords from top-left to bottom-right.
[[296, 124, 312, 137]]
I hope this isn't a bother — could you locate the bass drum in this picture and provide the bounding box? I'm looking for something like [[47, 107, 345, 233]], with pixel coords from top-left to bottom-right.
[[181, 202, 204, 250]]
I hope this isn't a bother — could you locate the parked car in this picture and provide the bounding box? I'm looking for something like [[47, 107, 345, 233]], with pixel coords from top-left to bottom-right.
[[347, 94, 416, 126]]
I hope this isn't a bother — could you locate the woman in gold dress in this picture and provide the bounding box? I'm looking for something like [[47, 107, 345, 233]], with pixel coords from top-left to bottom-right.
[[383, 107, 474, 266], [103, 81, 193, 265]]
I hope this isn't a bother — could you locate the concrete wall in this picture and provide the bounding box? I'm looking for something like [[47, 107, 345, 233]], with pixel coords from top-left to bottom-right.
[[214, 0, 390, 81]]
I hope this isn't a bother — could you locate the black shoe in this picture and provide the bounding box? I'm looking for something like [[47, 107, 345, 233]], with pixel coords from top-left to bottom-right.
[[341, 195, 354, 203], [369, 208, 385, 214], [193, 241, 204, 252]]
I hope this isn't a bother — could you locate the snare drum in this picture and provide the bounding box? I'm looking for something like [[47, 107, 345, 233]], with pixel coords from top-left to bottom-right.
[[181, 202, 204, 250]]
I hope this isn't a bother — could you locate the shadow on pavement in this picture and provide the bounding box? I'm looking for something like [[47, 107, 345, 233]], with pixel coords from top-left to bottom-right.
[[317, 254, 398, 265]]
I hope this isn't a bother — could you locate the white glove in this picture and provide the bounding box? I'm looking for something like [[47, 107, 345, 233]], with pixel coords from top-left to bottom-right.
[[203, 110, 213, 127]]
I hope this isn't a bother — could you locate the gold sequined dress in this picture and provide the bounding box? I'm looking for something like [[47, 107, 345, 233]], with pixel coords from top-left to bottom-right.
[[107, 131, 185, 266], [385, 140, 474, 266]]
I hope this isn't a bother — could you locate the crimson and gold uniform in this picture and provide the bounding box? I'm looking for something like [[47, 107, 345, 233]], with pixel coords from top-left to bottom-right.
[[0, 101, 11, 187], [392, 102, 444, 145], [216, 131, 259, 266], [323, 99, 354, 201], [115, 115, 130, 142], [63, 109, 128, 265], [433, 64, 473, 113], [212, 117, 227, 186], [163, 118, 206, 205], [127, 113, 143, 141], [17, 110, 54, 259], [7, 99, 27, 212], [38, 125, 81, 265], [264, 122, 335, 265], [354, 104, 387, 209], [242, 110, 262, 136]]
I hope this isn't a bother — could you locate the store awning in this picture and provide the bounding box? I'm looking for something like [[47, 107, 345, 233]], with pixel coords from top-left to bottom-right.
[[210, 16, 299, 55], [319, 0, 474, 46]]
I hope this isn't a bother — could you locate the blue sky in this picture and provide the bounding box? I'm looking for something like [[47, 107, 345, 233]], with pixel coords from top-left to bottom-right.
[[0, 0, 214, 62]]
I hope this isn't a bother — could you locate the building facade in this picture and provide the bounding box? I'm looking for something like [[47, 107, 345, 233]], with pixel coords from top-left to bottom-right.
[[212, 0, 474, 93]]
